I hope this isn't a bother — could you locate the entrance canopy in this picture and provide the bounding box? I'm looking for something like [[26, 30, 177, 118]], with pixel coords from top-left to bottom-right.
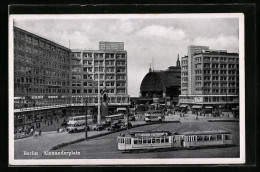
[[180, 105, 187, 108]]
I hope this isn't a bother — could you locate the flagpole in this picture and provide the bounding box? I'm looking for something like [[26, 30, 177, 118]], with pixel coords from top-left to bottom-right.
[[97, 66, 101, 124]]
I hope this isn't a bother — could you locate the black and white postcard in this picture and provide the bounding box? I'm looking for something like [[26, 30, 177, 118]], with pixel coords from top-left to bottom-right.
[[8, 14, 245, 165]]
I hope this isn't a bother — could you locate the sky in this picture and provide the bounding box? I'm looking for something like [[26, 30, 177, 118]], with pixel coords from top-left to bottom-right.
[[14, 16, 239, 97]]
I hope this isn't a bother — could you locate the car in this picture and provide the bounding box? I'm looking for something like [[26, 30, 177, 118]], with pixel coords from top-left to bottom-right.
[[107, 122, 123, 131], [92, 124, 105, 131], [121, 122, 132, 129]]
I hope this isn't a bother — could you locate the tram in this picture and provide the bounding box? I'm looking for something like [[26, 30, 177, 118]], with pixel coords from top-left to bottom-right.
[[117, 130, 233, 151]]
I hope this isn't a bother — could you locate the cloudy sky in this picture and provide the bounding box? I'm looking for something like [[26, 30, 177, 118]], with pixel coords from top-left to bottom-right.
[[14, 16, 239, 97]]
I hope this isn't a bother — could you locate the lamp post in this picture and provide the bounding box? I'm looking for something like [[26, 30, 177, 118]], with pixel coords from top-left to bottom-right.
[[97, 66, 101, 124], [85, 100, 88, 140]]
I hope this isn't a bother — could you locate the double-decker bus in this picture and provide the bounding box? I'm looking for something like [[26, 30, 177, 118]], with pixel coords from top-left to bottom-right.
[[67, 115, 95, 133]]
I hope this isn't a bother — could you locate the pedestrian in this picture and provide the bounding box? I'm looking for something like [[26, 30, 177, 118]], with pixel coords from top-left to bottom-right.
[[57, 127, 59, 133], [39, 129, 42, 136]]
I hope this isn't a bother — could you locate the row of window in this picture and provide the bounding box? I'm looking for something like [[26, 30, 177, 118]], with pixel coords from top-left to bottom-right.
[[71, 81, 126, 87], [14, 30, 70, 56], [73, 52, 126, 59], [194, 88, 238, 94], [184, 134, 231, 142], [14, 85, 70, 94], [71, 89, 126, 94]]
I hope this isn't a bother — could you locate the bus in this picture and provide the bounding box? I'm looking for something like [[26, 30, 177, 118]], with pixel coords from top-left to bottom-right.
[[105, 114, 125, 123], [67, 115, 95, 133], [144, 110, 164, 122]]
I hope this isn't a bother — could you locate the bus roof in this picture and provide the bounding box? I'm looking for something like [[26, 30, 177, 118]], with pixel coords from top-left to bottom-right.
[[181, 130, 231, 136], [69, 115, 92, 119], [105, 114, 125, 118]]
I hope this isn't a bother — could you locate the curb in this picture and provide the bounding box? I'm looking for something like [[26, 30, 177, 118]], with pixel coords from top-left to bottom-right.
[[208, 119, 239, 122], [50, 120, 180, 150]]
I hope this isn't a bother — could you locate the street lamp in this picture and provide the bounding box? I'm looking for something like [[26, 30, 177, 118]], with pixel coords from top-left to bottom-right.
[[97, 66, 101, 124], [85, 100, 88, 140]]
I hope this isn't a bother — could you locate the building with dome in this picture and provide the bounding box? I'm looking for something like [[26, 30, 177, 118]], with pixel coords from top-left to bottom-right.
[[139, 56, 181, 105]]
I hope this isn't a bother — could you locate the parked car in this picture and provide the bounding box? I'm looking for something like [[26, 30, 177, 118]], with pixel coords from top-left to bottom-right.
[[92, 124, 105, 131], [121, 122, 132, 129], [107, 122, 123, 131]]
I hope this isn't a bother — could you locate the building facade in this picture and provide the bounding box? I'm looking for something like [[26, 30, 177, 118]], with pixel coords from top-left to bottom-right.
[[13, 27, 130, 127], [180, 47, 239, 108], [140, 57, 181, 105], [13, 26, 72, 126], [70, 42, 130, 107]]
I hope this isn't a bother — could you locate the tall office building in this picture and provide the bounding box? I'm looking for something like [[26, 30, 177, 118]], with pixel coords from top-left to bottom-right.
[[13, 26, 71, 126], [70, 43, 129, 111], [13, 26, 129, 127], [180, 46, 239, 108]]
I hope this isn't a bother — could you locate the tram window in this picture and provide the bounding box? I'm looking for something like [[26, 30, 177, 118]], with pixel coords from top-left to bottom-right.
[[122, 139, 125, 144], [217, 135, 222, 140], [148, 138, 151, 143], [197, 136, 203, 141], [152, 139, 155, 143], [143, 139, 147, 144], [126, 138, 131, 144], [161, 138, 165, 143], [137, 139, 142, 144], [156, 138, 160, 143], [211, 135, 216, 140], [134, 140, 137, 144], [225, 135, 230, 140], [165, 138, 169, 143], [204, 136, 209, 141]]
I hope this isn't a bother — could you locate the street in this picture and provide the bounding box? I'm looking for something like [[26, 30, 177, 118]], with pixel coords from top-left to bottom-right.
[[14, 112, 239, 159]]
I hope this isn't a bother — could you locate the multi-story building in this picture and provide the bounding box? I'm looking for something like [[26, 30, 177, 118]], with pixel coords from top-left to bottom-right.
[[13, 26, 130, 127], [13, 26, 71, 126], [69, 42, 130, 112], [179, 46, 239, 109]]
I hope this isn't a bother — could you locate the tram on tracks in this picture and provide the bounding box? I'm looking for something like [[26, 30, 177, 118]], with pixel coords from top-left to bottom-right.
[[117, 130, 233, 151]]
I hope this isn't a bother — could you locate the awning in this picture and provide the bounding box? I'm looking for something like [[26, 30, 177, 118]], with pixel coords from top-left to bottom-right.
[[205, 106, 213, 109], [192, 105, 202, 109], [180, 105, 187, 108]]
